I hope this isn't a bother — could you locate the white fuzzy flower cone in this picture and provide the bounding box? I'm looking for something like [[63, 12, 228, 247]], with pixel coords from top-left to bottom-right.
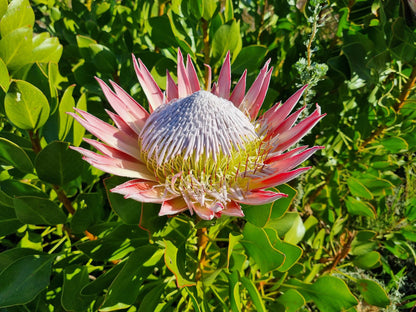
[[70, 50, 325, 220]]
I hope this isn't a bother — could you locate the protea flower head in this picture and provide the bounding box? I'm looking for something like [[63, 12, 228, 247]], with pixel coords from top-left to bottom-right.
[[70, 50, 325, 220]]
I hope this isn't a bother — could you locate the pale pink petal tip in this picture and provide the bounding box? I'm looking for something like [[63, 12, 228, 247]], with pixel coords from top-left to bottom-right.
[[159, 197, 188, 216], [111, 179, 176, 203]]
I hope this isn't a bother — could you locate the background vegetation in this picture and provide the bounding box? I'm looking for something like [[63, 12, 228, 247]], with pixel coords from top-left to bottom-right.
[[0, 0, 415, 311]]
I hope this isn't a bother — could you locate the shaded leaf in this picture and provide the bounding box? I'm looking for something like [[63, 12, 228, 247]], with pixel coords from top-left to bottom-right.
[[0, 254, 55, 307], [14, 196, 67, 225], [35, 141, 83, 185]]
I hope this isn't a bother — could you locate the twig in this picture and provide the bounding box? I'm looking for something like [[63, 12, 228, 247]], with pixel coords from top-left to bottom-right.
[[358, 64, 416, 151], [29, 132, 96, 240], [195, 226, 209, 281]]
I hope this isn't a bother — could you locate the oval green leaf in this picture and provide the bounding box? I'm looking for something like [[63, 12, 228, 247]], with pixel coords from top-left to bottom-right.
[[347, 177, 373, 199], [345, 196, 376, 218], [357, 279, 390, 308], [0, 137, 33, 173], [35, 141, 83, 185], [241, 222, 285, 274], [5, 80, 50, 130], [0, 0, 34, 37], [14, 196, 67, 225], [0, 254, 55, 307], [0, 26, 33, 71]]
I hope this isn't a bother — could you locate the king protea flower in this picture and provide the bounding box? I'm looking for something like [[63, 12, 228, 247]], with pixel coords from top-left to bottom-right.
[[70, 50, 324, 220]]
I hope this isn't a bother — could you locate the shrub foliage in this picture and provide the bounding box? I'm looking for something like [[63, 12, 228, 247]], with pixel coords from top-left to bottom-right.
[[0, 0, 415, 311]]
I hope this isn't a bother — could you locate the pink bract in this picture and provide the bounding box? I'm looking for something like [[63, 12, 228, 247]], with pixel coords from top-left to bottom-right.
[[70, 50, 325, 220]]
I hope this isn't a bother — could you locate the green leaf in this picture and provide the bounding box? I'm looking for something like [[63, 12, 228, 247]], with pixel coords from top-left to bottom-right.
[[211, 20, 241, 64], [0, 137, 33, 173], [244, 185, 296, 227], [0, 0, 7, 19], [0, 205, 22, 236], [227, 270, 241, 312], [0, 58, 10, 92], [189, 0, 203, 19], [100, 246, 162, 311], [0, 254, 55, 307], [104, 176, 142, 225], [381, 136, 408, 153], [81, 262, 124, 296], [0, 0, 34, 37], [240, 277, 266, 312], [58, 85, 75, 140], [202, 0, 217, 20], [268, 212, 305, 244], [345, 196, 376, 218], [148, 16, 178, 49], [353, 251, 381, 269], [232, 45, 268, 74], [0, 248, 41, 272], [270, 185, 297, 220], [32, 32, 62, 63], [35, 141, 83, 185], [71, 192, 104, 233], [274, 289, 306, 312], [14, 196, 67, 225], [5, 80, 50, 130], [72, 92, 87, 146], [241, 222, 285, 274], [347, 177, 373, 199], [356, 279, 390, 308], [0, 179, 47, 198], [61, 266, 94, 312], [164, 240, 195, 288], [287, 276, 358, 312], [264, 228, 303, 272], [137, 283, 165, 312], [243, 201, 273, 227], [224, 0, 233, 22], [90, 43, 117, 74], [0, 26, 33, 71], [350, 231, 377, 256], [227, 233, 242, 268], [77, 224, 149, 261]]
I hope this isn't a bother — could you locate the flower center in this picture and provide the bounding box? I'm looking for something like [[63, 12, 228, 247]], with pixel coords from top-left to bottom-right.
[[139, 90, 264, 200]]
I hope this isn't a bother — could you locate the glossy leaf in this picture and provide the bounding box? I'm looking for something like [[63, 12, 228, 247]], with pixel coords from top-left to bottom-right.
[[287, 276, 358, 312], [228, 270, 241, 312], [61, 266, 93, 312], [72, 92, 87, 146], [0, 254, 55, 307], [58, 85, 75, 140], [164, 240, 195, 287], [100, 246, 162, 311], [353, 251, 381, 269], [0, 26, 33, 70], [0, 0, 34, 37], [14, 196, 67, 225], [274, 289, 306, 312], [345, 196, 376, 218], [241, 222, 285, 274], [356, 279, 390, 308], [35, 141, 83, 185], [347, 177, 373, 199], [0, 57, 9, 92], [240, 276, 266, 312], [5, 80, 50, 130], [0, 137, 33, 173], [32, 32, 63, 63]]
